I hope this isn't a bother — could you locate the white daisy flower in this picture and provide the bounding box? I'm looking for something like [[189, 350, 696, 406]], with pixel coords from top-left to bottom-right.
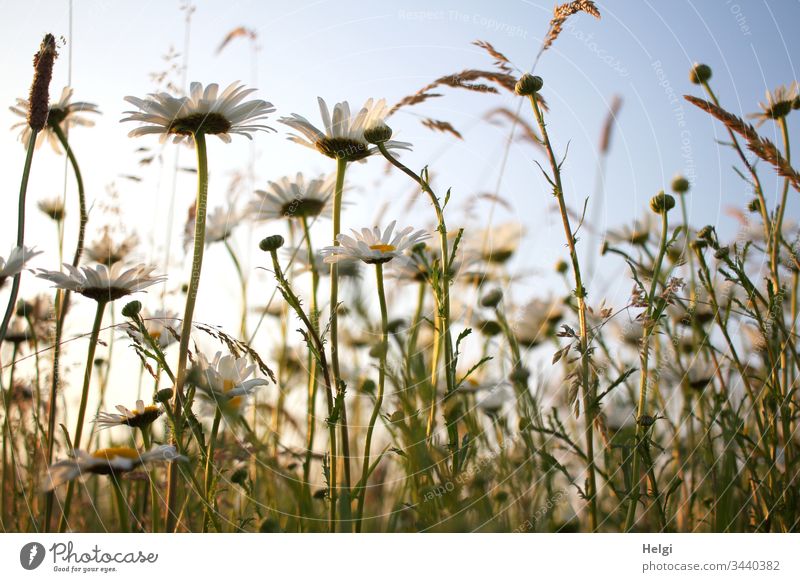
[[37, 197, 66, 221], [192, 352, 269, 419], [122, 82, 274, 143], [514, 297, 564, 348], [322, 221, 429, 265], [10, 86, 100, 152], [475, 380, 516, 415], [95, 399, 163, 430], [128, 308, 180, 349], [279, 97, 411, 162], [0, 246, 42, 288], [465, 222, 524, 265], [36, 263, 166, 303], [250, 172, 335, 220], [41, 445, 185, 491], [184, 205, 239, 249]]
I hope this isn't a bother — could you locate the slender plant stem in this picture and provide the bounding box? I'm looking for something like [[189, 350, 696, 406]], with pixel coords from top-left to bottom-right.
[[165, 131, 210, 533], [300, 216, 320, 501], [202, 409, 222, 532], [625, 210, 669, 531], [223, 240, 248, 339], [355, 262, 388, 532], [58, 299, 107, 532], [328, 157, 347, 528], [0, 129, 38, 344], [376, 144, 457, 459], [111, 475, 130, 533], [44, 123, 89, 531], [527, 94, 598, 531]]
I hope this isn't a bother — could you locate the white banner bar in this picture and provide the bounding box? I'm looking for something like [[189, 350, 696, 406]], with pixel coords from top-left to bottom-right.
[[1, 533, 797, 581]]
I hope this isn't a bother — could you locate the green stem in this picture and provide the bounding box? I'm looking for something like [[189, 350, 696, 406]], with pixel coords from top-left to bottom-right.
[[355, 263, 388, 531], [111, 475, 130, 533], [376, 143, 456, 460], [328, 157, 347, 528], [0, 129, 38, 344], [224, 239, 248, 339], [300, 216, 320, 502], [45, 123, 88, 531], [527, 94, 597, 531], [58, 299, 106, 532], [203, 409, 222, 532], [625, 209, 669, 531], [165, 131, 210, 533]]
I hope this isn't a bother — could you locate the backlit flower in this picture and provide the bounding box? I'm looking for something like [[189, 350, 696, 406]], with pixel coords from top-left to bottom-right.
[[322, 221, 429, 265], [280, 97, 410, 162], [250, 172, 335, 220], [41, 445, 184, 491], [95, 400, 163, 430], [10, 86, 100, 152], [513, 297, 564, 348], [86, 230, 139, 267], [749, 82, 798, 126], [122, 82, 274, 143], [192, 352, 269, 419], [127, 308, 180, 349], [0, 246, 42, 288], [36, 263, 165, 302]]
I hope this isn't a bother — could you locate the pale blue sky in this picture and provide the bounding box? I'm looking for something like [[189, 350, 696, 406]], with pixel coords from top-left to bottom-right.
[[0, 0, 798, 334]]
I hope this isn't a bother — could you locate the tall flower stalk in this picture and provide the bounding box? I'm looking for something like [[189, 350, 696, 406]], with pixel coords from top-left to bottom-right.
[[520, 74, 598, 530]]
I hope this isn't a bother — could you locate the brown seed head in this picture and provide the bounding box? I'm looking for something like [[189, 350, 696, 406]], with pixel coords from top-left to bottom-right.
[[28, 34, 58, 131]]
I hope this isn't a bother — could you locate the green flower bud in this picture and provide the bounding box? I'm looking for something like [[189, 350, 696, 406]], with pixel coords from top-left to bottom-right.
[[259, 234, 285, 252], [689, 63, 712, 85], [671, 175, 690, 194], [364, 122, 393, 144], [122, 300, 142, 318], [747, 198, 762, 214], [649, 191, 675, 214], [515, 73, 543, 96], [555, 259, 569, 274], [480, 288, 503, 308]]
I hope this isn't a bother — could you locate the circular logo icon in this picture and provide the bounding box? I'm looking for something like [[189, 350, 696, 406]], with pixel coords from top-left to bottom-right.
[[20, 542, 46, 570]]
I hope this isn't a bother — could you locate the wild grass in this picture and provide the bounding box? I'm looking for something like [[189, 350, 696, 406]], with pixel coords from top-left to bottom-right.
[[0, 2, 799, 533]]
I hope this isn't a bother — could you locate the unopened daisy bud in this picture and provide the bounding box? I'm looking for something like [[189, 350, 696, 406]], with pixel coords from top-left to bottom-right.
[[28, 34, 58, 131], [747, 198, 762, 214], [515, 73, 543, 96], [509, 365, 530, 385], [259, 234, 285, 252], [480, 288, 503, 308], [689, 63, 712, 85], [479, 320, 503, 337], [671, 175, 690, 194], [364, 122, 393, 144], [637, 414, 656, 427], [555, 259, 569, 274], [714, 246, 730, 260], [155, 388, 174, 404], [121, 300, 142, 318], [649, 191, 675, 214], [231, 467, 249, 488]]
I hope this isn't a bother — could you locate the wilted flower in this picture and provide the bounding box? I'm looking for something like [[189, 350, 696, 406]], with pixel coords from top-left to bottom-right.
[[95, 400, 163, 430], [465, 222, 523, 264], [322, 221, 429, 265], [250, 173, 335, 220], [192, 352, 270, 419], [0, 246, 42, 288], [37, 197, 66, 221], [750, 82, 798, 126], [184, 205, 239, 248], [10, 86, 100, 152], [36, 263, 165, 302], [122, 82, 274, 143], [86, 230, 139, 267], [280, 97, 410, 162], [41, 445, 184, 491]]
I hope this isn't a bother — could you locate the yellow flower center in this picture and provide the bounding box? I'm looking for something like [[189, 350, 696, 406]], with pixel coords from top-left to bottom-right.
[[222, 379, 236, 393], [369, 244, 396, 252], [92, 447, 139, 460]]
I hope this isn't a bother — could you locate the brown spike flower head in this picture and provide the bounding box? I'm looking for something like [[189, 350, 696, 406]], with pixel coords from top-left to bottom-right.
[[28, 34, 58, 131]]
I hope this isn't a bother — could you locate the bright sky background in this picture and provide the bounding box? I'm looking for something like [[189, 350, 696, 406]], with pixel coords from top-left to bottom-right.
[[0, 1, 798, 420]]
